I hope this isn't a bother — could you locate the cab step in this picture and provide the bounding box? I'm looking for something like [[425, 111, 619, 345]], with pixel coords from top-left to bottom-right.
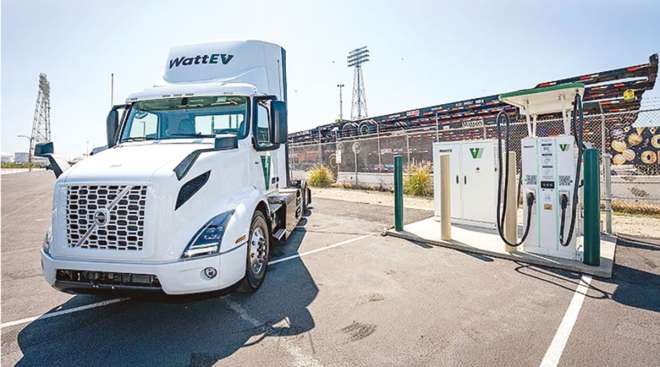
[[273, 228, 286, 241]]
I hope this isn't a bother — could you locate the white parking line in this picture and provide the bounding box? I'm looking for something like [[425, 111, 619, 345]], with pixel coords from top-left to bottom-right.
[[1, 233, 372, 329], [1, 196, 46, 219], [269, 234, 372, 265], [226, 298, 323, 367], [539, 275, 593, 367], [0, 298, 128, 329], [0, 169, 44, 175]]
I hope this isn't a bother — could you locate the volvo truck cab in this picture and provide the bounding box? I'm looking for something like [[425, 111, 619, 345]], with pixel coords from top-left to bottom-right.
[[37, 40, 310, 295]]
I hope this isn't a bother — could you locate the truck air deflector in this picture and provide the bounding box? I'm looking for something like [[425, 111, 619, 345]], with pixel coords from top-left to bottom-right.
[[175, 171, 211, 210], [173, 149, 213, 180]]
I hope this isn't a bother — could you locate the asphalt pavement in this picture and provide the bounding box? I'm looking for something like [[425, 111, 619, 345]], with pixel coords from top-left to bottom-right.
[[1, 171, 658, 366]]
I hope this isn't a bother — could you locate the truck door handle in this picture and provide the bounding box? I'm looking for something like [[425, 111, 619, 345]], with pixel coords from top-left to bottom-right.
[[456, 175, 459, 184], [464, 176, 467, 185]]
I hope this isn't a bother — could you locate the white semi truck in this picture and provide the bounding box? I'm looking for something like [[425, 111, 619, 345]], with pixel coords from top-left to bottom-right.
[[36, 40, 310, 295]]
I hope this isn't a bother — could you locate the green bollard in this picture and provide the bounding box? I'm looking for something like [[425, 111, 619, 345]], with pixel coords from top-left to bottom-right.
[[394, 155, 404, 231], [583, 148, 601, 266]]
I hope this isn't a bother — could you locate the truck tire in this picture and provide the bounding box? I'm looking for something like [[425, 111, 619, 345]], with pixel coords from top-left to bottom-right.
[[238, 210, 270, 292]]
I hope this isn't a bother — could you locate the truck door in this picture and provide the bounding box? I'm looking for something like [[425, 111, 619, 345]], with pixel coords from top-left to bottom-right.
[[251, 98, 277, 193]]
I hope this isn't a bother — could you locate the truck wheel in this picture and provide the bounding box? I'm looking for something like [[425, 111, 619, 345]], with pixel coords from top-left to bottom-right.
[[238, 210, 270, 292]]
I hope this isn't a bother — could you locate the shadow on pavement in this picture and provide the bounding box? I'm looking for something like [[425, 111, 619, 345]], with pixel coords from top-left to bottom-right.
[[604, 236, 660, 312], [616, 234, 660, 250], [16, 216, 318, 366], [604, 263, 660, 312], [513, 236, 660, 313], [513, 262, 610, 299]]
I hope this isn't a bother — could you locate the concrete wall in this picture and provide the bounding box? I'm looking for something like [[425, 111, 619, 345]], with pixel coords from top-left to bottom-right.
[[337, 171, 393, 188], [293, 169, 395, 189], [611, 176, 660, 205]]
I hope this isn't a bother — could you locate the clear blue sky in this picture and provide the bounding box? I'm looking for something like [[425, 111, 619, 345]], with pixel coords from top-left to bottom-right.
[[2, 0, 659, 157]]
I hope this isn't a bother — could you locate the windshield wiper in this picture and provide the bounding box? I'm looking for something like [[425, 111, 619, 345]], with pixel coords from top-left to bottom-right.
[[122, 137, 148, 142]]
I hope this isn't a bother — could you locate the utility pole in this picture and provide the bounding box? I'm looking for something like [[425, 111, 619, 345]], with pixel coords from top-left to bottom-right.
[[337, 83, 345, 121]]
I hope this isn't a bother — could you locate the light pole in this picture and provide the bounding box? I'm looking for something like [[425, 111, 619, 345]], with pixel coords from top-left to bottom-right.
[[17, 134, 34, 172], [337, 84, 345, 121], [347, 47, 369, 120]]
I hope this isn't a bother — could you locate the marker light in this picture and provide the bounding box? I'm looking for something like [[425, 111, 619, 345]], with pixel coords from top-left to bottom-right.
[[181, 210, 234, 259]]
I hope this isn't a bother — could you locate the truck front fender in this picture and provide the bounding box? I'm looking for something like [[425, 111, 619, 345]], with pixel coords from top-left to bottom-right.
[[215, 187, 269, 285]]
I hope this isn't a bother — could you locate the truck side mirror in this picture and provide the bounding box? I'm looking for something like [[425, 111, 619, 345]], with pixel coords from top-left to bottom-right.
[[106, 109, 119, 148], [33, 142, 70, 178], [34, 142, 54, 156], [271, 100, 288, 144], [106, 104, 127, 148]]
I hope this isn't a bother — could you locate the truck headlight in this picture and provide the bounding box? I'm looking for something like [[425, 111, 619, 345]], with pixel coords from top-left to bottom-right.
[[181, 210, 234, 259], [43, 226, 53, 255]]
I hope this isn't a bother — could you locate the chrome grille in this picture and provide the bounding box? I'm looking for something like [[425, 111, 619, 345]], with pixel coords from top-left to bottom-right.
[[66, 185, 147, 250]]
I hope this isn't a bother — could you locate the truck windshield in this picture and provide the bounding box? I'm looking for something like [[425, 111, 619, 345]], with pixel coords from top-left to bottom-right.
[[120, 96, 248, 142]]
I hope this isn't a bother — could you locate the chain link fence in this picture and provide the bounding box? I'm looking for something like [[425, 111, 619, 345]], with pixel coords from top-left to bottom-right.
[[291, 108, 660, 237]]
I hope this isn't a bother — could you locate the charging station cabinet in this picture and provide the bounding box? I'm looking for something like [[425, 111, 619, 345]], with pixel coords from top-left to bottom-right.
[[521, 135, 581, 260], [498, 82, 589, 261], [433, 140, 498, 228]]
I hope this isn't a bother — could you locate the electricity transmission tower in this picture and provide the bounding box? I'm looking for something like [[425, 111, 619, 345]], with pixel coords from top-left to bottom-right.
[[31, 73, 51, 155], [347, 46, 369, 120]]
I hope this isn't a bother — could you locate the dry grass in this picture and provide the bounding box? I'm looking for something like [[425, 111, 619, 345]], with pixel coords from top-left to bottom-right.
[[404, 164, 433, 197], [612, 200, 660, 217], [308, 165, 334, 187]]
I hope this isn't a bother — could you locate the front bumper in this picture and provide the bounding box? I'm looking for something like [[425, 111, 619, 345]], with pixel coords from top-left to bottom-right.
[[41, 245, 246, 295]]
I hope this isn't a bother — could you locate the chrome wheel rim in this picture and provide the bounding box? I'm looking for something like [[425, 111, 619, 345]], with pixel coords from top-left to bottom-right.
[[249, 226, 267, 275]]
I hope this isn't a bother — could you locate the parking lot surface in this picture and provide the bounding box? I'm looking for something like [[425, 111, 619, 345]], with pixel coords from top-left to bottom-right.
[[2, 171, 659, 366]]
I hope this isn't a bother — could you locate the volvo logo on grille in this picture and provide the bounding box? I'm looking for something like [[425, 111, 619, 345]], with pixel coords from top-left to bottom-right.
[[93, 208, 110, 227]]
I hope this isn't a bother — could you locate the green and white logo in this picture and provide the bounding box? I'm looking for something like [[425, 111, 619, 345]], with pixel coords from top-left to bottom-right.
[[469, 147, 483, 159], [559, 144, 570, 152], [260, 155, 271, 189]]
